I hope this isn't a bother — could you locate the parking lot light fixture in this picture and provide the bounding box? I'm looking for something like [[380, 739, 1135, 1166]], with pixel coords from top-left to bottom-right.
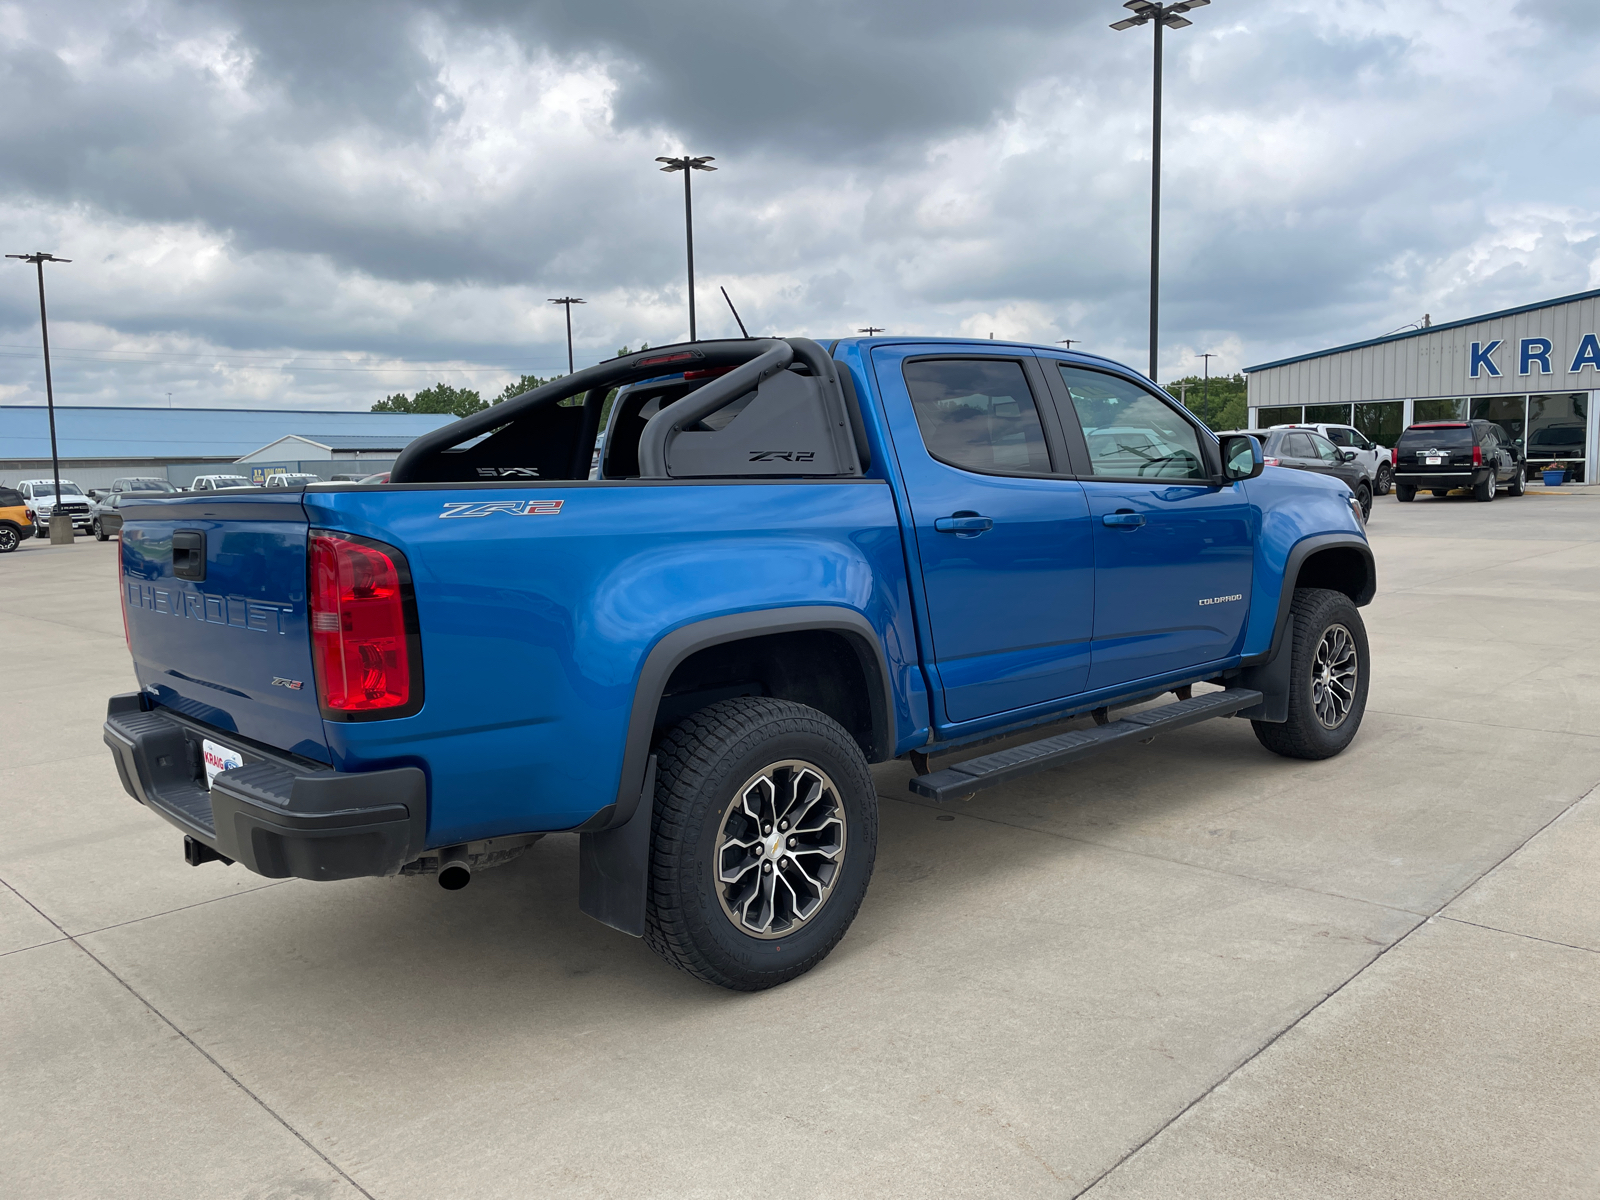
[[548, 296, 586, 375], [656, 155, 716, 341], [6, 251, 72, 542], [1111, 0, 1210, 380]]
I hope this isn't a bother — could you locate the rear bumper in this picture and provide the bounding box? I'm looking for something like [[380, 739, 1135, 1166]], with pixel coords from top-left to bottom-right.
[[103, 693, 427, 881], [1392, 469, 1480, 486]]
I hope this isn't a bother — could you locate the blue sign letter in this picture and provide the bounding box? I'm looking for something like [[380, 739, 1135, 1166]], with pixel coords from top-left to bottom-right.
[[1520, 337, 1553, 375], [1470, 340, 1502, 378], [1570, 333, 1600, 374]]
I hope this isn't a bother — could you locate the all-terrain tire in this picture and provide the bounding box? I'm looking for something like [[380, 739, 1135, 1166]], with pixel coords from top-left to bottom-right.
[[1473, 472, 1497, 502], [1252, 588, 1370, 761], [1375, 463, 1393, 496], [1395, 484, 1416, 502], [0, 525, 18, 553], [644, 697, 878, 991]]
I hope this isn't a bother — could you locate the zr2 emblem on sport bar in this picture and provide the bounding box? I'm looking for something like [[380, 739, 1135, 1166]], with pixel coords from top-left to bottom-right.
[[439, 500, 565, 518]]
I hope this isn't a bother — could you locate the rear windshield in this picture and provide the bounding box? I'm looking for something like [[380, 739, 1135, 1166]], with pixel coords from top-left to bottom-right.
[[121, 480, 175, 492], [0, 488, 22, 506], [1399, 425, 1472, 450]]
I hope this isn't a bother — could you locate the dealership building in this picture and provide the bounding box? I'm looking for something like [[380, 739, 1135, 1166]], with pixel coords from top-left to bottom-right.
[[1245, 289, 1600, 483]]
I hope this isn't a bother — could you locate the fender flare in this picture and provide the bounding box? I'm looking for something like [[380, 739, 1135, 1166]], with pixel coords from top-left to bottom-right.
[[1237, 533, 1375, 723]]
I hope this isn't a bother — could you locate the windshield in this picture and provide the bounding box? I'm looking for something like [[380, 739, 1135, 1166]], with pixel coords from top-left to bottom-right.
[[35, 483, 84, 497], [210, 477, 251, 486], [122, 480, 175, 492]]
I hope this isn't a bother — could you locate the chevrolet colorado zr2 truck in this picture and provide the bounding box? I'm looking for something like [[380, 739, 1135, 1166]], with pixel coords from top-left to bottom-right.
[[104, 336, 1375, 991]]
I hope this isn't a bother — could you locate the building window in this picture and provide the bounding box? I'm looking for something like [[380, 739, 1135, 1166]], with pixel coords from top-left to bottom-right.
[[1306, 403, 1353, 425], [1527, 393, 1587, 483], [1413, 397, 1468, 422], [1354, 401, 1405, 447], [1258, 405, 1301, 427]]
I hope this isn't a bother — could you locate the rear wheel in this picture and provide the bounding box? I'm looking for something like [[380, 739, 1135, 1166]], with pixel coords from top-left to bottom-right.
[[1507, 466, 1525, 496], [93, 520, 108, 541], [1253, 588, 1370, 761], [1375, 463, 1393, 495], [0, 525, 18, 553], [1354, 482, 1372, 522], [1473, 472, 1497, 502], [1396, 484, 1416, 502], [645, 697, 877, 991]]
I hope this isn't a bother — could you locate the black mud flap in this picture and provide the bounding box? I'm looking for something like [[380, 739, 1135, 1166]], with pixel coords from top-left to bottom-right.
[[578, 756, 656, 937], [1235, 614, 1295, 723]]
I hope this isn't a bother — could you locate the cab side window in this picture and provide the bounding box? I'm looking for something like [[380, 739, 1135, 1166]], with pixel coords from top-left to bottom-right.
[[903, 359, 1052, 475], [1324, 427, 1349, 446], [1057, 365, 1206, 480]]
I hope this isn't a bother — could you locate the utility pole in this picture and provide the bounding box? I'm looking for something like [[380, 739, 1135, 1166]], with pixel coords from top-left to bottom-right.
[[1058, 339, 1080, 349], [6, 251, 72, 543], [1174, 380, 1192, 409], [859, 326, 885, 336], [1199, 351, 1217, 427], [1111, 0, 1209, 380], [655, 155, 716, 341], [548, 296, 586, 374]]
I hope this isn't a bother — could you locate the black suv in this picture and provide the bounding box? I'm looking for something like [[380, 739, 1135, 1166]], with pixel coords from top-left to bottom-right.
[[1227, 427, 1373, 520], [1392, 420, 1524, 502]]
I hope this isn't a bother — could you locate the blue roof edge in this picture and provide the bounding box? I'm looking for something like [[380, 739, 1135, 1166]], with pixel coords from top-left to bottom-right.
[[1243, 287, 1600, 375]]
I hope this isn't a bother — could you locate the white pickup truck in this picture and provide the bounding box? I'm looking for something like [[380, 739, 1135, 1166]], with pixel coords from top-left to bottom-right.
[[17, 479, 94, 536]]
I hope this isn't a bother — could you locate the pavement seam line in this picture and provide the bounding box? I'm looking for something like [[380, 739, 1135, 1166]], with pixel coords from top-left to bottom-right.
[[0, 936, 70, 959], [0, 874, 377, 1200], [1069, 775, 1600, 1198], [73, 879, 292, 938], [1435, 914, 1600, 957], [1364, 706, 1600, 741]]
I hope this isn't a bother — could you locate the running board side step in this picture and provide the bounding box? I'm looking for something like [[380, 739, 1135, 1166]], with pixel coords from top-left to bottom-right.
[[908, 689, 1263, 802]]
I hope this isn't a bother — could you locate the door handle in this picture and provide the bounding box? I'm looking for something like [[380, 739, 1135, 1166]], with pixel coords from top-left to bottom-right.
[[934, 514, 994, 534], [1101, 512, 1146, 528]]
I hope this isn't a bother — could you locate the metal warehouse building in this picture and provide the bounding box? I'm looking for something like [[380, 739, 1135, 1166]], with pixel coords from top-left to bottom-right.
[[1245, 289, 1600, 483], [0, 406, 455, 490]]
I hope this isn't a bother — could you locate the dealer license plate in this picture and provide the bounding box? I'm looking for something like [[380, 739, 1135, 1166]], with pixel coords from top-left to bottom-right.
[[202, 738, 243, 789], [1424, 455, 1443, 465]]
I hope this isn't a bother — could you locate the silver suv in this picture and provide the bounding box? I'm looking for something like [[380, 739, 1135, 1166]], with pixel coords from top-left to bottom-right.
[[1274, 423, 1393, 495]]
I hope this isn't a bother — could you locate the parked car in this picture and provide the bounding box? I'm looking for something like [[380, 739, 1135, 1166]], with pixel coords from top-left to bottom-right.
[[1391, 420, 1524, 502], [105, 336, 1375, 992], [264, 473, 322, 488], [17, 479, 93, 536], [90, 492, 131, 541], [0, 485, 28, 552], [88, 477, 178, 502], [1275, 422, 1393, 494], [1227, 427, 1372, 520], [188, 475, 254, 492]]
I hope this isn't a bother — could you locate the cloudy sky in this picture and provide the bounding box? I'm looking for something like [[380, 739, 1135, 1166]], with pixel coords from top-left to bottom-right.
[[0, 0, 1595, 410]]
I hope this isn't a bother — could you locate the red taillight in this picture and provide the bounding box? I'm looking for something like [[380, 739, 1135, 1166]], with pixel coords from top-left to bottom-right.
[[1263, 457, 1280, 467], [637, 351, 697, 367], [1472, 445, 1482, 466], [1390, 447, 1398, 465], [309, 531, 418, 715]]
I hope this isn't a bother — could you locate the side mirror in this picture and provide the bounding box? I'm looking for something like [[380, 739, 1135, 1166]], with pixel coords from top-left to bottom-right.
[[1339, 449, 1357, 463], [1221, 434, 1264, 481]]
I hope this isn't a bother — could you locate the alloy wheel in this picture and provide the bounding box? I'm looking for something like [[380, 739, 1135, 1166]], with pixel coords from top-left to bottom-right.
[[1311, 623, 1359, 729], [0, 526, 16, 553], [713, 759, 847, 939]]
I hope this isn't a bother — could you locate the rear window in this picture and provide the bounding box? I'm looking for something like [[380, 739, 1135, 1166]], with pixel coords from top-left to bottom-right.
[[1399, 425, 1472, 450]]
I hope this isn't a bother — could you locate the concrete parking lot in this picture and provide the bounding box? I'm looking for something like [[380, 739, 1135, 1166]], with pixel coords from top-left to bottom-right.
[[5, 493, 1599, 1199]]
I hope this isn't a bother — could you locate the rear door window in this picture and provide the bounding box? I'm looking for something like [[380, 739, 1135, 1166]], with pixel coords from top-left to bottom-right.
[[1281, 432, 1316, 459], [902, 359, 1053, 474], [1054, 365, 1207, 480]]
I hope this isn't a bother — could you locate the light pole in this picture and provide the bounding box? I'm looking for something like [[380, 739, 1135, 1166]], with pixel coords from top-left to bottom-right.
[[1111, 0, 1209, 380], [1198, 351, 1217, 427], [6, 251, 72, 543], [656, 155, 716, 341], [548, 296, 585, 374]]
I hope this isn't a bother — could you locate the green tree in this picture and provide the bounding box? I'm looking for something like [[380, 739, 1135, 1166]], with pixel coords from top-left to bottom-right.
[[371, 382, 487, 417], [1164, 372, 1248, 432], [497, 374, 556, 404]]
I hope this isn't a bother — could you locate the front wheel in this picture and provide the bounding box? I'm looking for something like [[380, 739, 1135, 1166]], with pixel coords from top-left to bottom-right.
[[1252, 588, 1370, 761], [1354, 482, 1372, 522], [1396, 484, 1416, 502], [645, 697, 878, 991], [1375, 463, 1393, 495], [0, 525, 18, 553]]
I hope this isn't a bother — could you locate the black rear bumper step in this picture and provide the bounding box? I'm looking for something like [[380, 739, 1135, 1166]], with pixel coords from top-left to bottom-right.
[[908, 688, 1263, 802]]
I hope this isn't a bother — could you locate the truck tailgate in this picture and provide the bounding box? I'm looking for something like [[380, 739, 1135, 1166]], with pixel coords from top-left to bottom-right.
[[120, 492, 329, 763]]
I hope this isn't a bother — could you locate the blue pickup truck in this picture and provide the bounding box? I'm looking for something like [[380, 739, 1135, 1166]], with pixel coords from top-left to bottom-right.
[[105, 336, 1374, 990]]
